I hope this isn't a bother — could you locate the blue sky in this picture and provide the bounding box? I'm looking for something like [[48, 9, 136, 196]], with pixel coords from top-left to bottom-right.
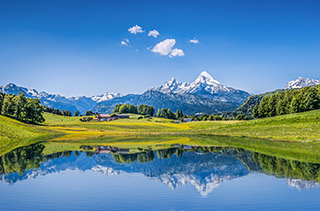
[[0, 0, 319, 96]]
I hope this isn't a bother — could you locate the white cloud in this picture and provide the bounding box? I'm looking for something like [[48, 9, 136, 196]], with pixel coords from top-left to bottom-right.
[[148, 29, 160, 38], [151, 39, 176, 56], [189, 38, 199, 44], [121, 41, 128, 46], [169, 48, 185, 58], [121, 39, 130, 46], [151, 39, 185, 58], [128, 25, 144, 34]]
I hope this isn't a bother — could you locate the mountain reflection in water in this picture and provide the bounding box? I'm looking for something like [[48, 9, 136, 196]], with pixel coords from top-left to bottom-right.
[[0, 143, 320, 196]]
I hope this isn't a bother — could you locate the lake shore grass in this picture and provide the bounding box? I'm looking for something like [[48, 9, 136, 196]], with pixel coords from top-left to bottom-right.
[[1, 110, 320, 158]]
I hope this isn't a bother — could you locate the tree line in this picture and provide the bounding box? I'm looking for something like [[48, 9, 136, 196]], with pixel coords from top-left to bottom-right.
[[0, 92, 45, 124], [111, 103, 234, 121], [113, 104, 155, 116], [156, 108, 236, 121], [253, 85, 320, 118], [43, 106, 73, 116]]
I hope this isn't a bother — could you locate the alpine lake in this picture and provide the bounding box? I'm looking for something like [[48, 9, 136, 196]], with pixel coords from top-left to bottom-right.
[[1, 136, 320, 211]]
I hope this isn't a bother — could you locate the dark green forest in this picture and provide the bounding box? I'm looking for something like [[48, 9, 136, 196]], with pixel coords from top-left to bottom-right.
[[253, 85, 320, 118]]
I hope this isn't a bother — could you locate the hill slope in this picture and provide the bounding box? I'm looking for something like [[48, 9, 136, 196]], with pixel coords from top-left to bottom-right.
[[0, 115, 59, 155], [223, 89, 284, 118], [205, 109, 320, 142]]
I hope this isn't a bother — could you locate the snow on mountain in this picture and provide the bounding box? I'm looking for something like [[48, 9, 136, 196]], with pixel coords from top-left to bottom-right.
[[150, 71, 230, 94], [1, 71, 250, 114], [155, 172, 235, 197], [187, 71, 233, 94], [150, 77, 190, 94], [0, 83, 121, 114], [149, 71, 250, 103], [285, 77, 320, 89], [91, 92, 122, 102], [286, 178, 320, 190]]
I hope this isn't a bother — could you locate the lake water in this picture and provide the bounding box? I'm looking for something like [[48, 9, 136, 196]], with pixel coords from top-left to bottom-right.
[[1, 144, 320, 211]]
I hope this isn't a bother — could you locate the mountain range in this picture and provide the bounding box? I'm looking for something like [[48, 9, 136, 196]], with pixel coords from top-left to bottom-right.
[[1, 73, 319, 115], [94, 71, 251, 114], [149, 71, 250, 103], [286, 77, 320, 89], [0, 71, 251, 115], [0, 83, 122, 114]]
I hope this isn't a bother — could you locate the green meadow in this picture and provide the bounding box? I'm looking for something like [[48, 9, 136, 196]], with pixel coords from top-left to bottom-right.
[[1, 110, 320, 162]]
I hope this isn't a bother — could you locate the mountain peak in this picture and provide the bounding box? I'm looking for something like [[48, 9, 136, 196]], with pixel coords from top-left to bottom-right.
[[3, 83, 18, 89], [285, 77, 320, 89], [167, 77, 177, 84], [194, 71, 221, 86], [199, 71, 211, 78], [149, 71, 250, 103]]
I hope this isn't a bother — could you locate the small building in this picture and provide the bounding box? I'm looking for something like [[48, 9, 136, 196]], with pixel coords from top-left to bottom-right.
[[174, 120, 181, 123], [95, 114, 111, 121], [183, 118, 192, 122]]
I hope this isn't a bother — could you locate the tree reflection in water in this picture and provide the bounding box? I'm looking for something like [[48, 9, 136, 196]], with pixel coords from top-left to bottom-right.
[[0, 143, 320, 186]]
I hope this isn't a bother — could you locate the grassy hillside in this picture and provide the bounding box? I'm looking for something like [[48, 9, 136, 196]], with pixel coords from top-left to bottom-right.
[[0, 115, 61, 155], [201, 109, 320, 142]]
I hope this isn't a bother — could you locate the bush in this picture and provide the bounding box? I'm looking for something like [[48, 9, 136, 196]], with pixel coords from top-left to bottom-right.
[[85, 110, 93, 116], [236, 114, 245, 120], [79, 117, 93, 122]]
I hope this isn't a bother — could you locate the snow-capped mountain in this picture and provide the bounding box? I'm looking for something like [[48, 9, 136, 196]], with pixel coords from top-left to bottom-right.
[[149, 71, 250, 103], [90, 92, 122, 103], [0, 83, 121, 114], [151, 77, 191, 94], [188, 71, 233, 93], [286, 178, 320, 190], [1, 71, 250, 115], [285, 77, 320, 89]]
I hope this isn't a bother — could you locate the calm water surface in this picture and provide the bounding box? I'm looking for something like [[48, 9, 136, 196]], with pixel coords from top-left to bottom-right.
[[0, 144, 320, 211]]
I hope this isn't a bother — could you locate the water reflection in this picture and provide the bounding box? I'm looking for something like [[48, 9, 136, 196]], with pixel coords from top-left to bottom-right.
[[0, 143, 320, 195]]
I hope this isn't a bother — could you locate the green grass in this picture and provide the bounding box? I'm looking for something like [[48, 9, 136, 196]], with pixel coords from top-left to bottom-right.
[[1, 110, 320, 159], [0, 115, 61, 156], [196, 110, 320, 141]]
